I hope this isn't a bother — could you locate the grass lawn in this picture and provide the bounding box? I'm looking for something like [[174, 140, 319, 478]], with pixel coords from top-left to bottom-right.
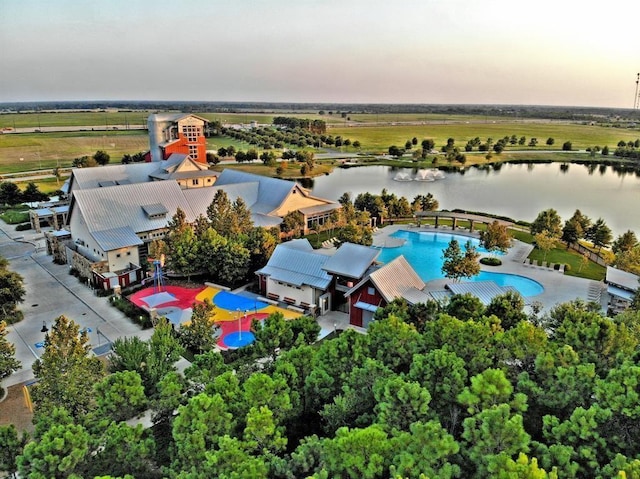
[[213, 161, 335, 180], [14, 177, 67, 195], [329, 122, 640, 154], [0, 206, 30, 224], [0, 131, 148, 174]]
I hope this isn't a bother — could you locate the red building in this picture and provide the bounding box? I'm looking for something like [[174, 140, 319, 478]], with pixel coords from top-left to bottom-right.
[[345, 256, 431, 328], [147, 113, 209, 164]]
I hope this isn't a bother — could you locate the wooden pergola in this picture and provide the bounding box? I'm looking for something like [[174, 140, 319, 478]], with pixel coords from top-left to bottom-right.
[[413, 211, 513, 232]]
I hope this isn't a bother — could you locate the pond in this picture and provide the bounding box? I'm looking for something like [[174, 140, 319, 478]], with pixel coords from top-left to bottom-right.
[[307, 162, 640, 237]]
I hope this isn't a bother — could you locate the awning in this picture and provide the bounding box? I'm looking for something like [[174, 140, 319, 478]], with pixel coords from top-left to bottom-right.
[[354, 301, 379, 313], [607, 285, 634, 301]]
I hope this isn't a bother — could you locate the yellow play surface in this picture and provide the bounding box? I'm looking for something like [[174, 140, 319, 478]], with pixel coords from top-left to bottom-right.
[[195, 286, 301, 322]]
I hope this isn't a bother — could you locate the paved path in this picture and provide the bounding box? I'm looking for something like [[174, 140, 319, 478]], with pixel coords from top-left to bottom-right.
[[372, 224, 602, 315], [0, 221, 152, 388]]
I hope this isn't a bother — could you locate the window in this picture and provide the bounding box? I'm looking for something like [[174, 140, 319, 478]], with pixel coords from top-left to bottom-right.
[[367, 286, 375, 296], [127, 252, 131, 256], [116, 253, 121, 258], [189, 144, 199, 158], [192, 179, 199, 186]]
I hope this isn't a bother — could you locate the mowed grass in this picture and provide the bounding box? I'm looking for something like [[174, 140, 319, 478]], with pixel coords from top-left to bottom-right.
[[330, 123, 640, 153], [0, 111, 152, 129], [0, 131, 148, 174]]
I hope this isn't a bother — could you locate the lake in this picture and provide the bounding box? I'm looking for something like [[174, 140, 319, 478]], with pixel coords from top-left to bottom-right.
[[307, 162, 640, 237]]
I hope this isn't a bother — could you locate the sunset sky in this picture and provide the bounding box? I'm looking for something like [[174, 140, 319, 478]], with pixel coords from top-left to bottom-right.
[[1, 0, 638, 108]]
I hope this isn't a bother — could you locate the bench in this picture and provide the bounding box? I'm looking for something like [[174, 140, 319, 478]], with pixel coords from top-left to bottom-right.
[[299, 301, 312, 309], [267, 293, 280, 301], [283, 297, 297, 305]]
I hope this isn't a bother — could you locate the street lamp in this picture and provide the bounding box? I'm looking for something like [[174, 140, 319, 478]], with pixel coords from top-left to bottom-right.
[[237, 308, 242, 341]]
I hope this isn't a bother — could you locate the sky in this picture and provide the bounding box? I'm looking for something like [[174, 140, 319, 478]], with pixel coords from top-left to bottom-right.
[[1, 0, 639, 108]]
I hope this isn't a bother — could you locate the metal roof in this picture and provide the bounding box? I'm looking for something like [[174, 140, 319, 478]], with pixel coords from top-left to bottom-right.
[[299, 203, 341, 215], [92, 226, 144, 251], [281, 239, 314, 251], [608, 285, 634, 301], [606, 266, 639, 291], [71, 181, 197, 234], [70, 163, 158, 191], [345, 255, 426, 303], [256, 242, 331, 290], [142, 203, 169, 217], [215, 169, 296, 215], [446, 281, 515, 305], [354, 301, 379, 313], [322, 243, 380, 279]]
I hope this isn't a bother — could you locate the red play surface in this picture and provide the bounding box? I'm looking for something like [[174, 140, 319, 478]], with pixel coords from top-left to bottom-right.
[[217, 312, 269, 348], [129, 285, 205, 310]]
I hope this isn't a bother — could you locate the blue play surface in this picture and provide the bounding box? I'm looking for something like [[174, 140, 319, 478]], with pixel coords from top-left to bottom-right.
[[224, 331, 256, 348], [213, 291, 268, 312]]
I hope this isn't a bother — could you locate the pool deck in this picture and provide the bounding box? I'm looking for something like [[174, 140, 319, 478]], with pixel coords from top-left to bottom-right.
[[373, 224, 605, 314]]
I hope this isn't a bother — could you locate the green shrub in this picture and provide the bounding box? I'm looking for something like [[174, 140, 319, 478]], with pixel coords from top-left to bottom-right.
[[110, 296, 151, 328], [480, 257, 502, 266], [15, 223, 31, 231], [564, 263, 571, 271]]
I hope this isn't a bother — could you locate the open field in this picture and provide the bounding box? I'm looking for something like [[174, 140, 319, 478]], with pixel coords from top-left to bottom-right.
[[2, 112, 639, 176], [0, 131, 148, 174], [330, 123, 640, 153], [0, 111, 152, 129]]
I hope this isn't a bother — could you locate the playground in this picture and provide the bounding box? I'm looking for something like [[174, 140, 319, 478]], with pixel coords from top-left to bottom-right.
[[129, 284, 300, 349]]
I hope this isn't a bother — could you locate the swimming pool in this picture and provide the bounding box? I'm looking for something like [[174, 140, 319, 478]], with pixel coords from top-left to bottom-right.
[[376, 230, 543, 297]]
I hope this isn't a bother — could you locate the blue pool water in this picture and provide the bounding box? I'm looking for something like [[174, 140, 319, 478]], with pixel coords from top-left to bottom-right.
[[377, 230, 543, 297]]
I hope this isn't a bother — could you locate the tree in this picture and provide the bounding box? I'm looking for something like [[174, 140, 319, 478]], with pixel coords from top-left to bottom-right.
[[171, 392, 234, 470], [534, 231, 556, 262], [412, 193, 439, 212], [374, 376, 431, 432], [18, 421, 90, 479], [31, 315, 105, 419], [0, 182, 22, 206], [602, 145, 610, 155], [93, 149, 110, 166], [0, 321, 20, 387], [612, 230, 638, 255], [546, 138, 555, 146], [280, 210, 305, 237], [93, 370, 147, 422], [179, 299, 219, 354], [321, 425, 392, 479], [561, 218, 582, 247], [165, 208, 199, 280], [614, 245, 640, 275], [0, 424, 27, 478], [409, 348, 468, 435], [528, 137, 538, 147], [0, 260, 25, 322], [442, 239, 465, 281], [83, 422, 156, 479], [530, 209, 562, 237], [390, 420, 460, 479], [145, 317, 184, 397], [562, 141, 572, 151], [22, 182, 49, 203], [388, 145, 405, 158], [586, 217, 612, 252], [485, 291, 527, 330], [479, 220, 512, 256]]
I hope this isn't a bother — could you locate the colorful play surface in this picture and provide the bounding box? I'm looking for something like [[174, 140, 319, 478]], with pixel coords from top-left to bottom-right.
[[129, 285, 301, 349]]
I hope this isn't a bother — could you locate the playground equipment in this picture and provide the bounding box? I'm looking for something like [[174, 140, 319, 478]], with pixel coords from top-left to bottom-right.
[[146, 254, 166, 293]]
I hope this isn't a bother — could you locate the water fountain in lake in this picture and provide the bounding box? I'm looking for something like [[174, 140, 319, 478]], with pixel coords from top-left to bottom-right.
[[414, 169, 446, 181]]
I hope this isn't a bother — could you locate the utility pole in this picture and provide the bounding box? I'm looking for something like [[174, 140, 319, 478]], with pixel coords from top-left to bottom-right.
[[635, 73, 640, 110]]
